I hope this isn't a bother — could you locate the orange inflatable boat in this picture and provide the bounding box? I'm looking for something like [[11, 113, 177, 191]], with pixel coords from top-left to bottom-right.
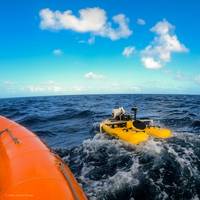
[[0, 116, 87, 200]]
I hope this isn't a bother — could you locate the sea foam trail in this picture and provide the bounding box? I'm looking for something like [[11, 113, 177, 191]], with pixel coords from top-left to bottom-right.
[[56, 131, 200, 200]]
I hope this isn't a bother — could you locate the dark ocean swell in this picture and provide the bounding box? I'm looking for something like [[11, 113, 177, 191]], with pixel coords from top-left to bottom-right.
[[0, 94, 200, 200]]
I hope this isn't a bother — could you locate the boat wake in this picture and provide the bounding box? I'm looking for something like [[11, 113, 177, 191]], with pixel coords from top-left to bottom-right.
[[56, 131, 200, 200]]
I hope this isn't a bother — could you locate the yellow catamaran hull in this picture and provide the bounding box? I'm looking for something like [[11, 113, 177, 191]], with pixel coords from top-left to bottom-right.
[[100, 119, 172, 145]]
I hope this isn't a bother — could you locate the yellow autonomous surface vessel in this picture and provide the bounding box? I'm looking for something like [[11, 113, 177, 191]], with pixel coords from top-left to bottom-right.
[[100, 107, 172, 145]]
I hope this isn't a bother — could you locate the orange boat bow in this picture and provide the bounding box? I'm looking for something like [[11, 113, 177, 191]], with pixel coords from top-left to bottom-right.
[[0, 116, 87, 200]]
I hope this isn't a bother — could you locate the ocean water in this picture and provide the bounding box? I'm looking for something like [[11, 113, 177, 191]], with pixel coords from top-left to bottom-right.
[[0, 94, 200, 200]]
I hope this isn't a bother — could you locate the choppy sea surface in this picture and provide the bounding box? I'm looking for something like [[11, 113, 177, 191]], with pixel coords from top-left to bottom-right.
[[1, 94, 200, 200]]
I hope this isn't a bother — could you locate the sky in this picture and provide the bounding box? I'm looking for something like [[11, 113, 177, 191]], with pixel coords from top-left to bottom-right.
[[0, 0, 200, 97]]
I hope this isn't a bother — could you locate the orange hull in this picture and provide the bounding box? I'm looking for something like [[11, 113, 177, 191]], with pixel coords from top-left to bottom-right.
[[0, 116, 87, 200]]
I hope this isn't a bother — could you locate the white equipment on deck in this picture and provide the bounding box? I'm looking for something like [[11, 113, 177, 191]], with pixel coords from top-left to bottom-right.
[[112, 107, 125, 119]]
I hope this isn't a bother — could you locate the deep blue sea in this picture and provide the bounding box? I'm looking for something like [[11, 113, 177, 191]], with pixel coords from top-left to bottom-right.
[[1, 94, 200, 200]]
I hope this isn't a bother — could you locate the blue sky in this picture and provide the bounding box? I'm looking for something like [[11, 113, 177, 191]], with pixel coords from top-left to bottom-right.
[[0, 0, 200, 97]]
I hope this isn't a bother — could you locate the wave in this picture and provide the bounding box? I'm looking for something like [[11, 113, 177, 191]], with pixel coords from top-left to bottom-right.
[[191, 120, 200, 129], [17, 115, 47, 126], [56, 131, 200, 200]]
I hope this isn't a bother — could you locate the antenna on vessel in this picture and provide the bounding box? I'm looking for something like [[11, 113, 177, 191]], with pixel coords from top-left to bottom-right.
[[131, 107, 138, 120]]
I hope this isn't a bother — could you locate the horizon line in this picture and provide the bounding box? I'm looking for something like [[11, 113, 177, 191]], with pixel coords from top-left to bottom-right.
[[0, 92, 200, 100]]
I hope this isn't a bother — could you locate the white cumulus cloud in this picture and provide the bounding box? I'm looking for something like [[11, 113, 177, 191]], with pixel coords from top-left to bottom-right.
[[88, 36, 95, 44], [137, 18, 146, 25], [84, 72, 104, 80], [24, 81, 65, 93], [141, 19, 188, 69], [141, 57, 161, 69], [53, 49, 63, 56], [39, 7, 132, 40], [122, 46, 135, 57]]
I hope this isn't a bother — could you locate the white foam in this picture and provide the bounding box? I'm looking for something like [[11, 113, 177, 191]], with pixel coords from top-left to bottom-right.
[[73, 130, 200, 199], [191, 194, 200, 200], [78, 132, 141, 199], [158, 191, 169, 200], [137, 138, 164, 155]]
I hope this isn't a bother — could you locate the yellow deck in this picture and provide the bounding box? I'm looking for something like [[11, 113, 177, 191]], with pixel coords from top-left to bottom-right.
[[100, 120, 172, 145]]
